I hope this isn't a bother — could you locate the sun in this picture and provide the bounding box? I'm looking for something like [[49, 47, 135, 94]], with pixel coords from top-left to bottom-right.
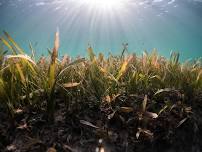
[[84, 0, 125, 7], [78, 0, 127, 12]]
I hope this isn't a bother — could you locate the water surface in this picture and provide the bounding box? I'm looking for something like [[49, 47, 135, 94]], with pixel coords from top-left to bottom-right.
[[0, 0, 202, 60]]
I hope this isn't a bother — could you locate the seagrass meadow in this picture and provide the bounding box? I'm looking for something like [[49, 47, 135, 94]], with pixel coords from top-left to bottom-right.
[[0, 31, 202, 152]]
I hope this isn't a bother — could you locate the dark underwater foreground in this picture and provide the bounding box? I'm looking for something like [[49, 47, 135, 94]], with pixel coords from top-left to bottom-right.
[[0, 32, 202, 152]]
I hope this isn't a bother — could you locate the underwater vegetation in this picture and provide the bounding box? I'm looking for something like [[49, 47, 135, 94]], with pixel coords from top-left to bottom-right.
[[0, 31, 202, 152]]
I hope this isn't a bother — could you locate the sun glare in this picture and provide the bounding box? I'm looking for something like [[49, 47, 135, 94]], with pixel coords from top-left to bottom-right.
[[78, 0, 127, 11], [84, 0, 124, 7]]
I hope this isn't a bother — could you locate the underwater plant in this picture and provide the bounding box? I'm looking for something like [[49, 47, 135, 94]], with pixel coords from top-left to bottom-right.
[[0, 32, 202, 152], [0, 31, 201, 123]]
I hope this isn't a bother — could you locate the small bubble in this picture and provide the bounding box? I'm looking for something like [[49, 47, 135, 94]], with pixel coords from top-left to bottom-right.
[[98, 139, 103, 144]]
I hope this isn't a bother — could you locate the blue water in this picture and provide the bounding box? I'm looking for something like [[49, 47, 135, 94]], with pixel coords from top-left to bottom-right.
[[0, 0, 202, 60]]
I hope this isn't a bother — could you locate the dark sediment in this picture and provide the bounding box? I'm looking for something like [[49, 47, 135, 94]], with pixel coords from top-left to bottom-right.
[[0, 92, 202, 152]]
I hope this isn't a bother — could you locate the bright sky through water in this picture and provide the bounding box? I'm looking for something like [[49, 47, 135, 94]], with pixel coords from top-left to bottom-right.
[[0, 0, 202, 60]]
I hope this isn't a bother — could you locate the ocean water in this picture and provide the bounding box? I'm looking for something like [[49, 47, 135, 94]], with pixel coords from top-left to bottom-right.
[[0, 0, 202, 61]]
